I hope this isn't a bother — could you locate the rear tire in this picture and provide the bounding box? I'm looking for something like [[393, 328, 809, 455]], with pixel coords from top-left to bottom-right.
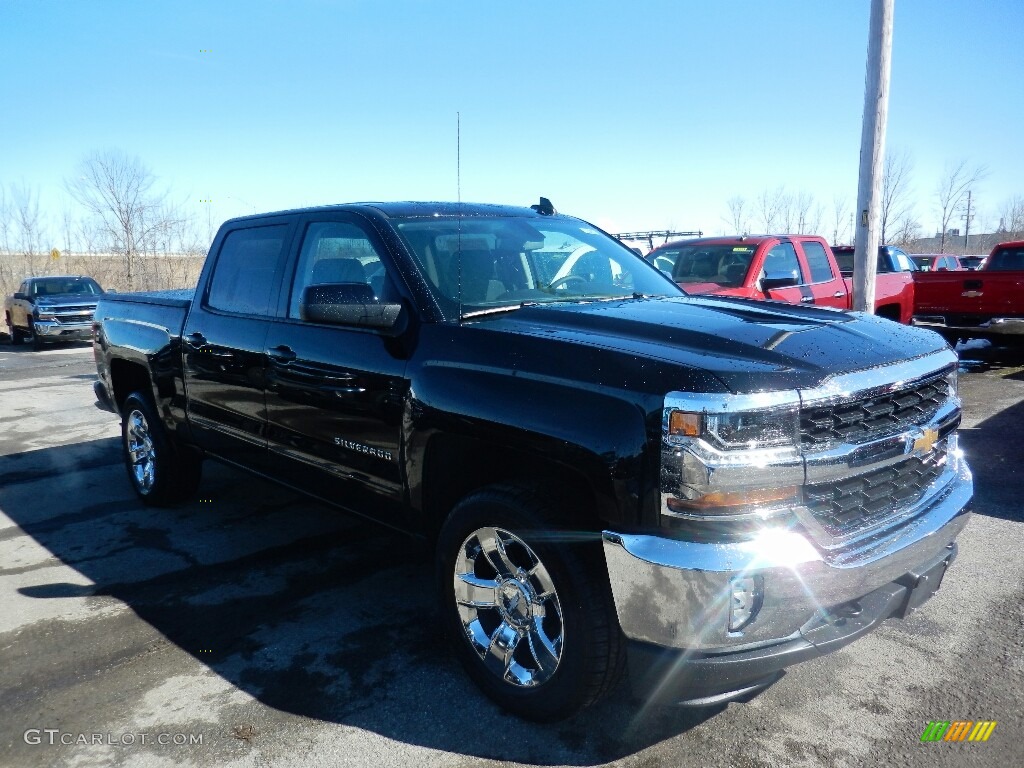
[[436, 484, 625, 721], [121, 391, 202, 506]]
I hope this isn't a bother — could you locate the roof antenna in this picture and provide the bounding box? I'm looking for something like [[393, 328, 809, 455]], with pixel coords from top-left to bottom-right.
[[530, 197, 556, 216], [457, 111, 463, 321]]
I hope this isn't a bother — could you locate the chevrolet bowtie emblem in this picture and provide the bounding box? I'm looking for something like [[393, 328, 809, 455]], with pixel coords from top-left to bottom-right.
[[911, 427, 939, 455]]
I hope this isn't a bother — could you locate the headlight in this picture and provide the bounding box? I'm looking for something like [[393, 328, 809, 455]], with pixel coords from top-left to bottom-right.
[[670, 407, 799, 450], [662, 392, 803, 520]]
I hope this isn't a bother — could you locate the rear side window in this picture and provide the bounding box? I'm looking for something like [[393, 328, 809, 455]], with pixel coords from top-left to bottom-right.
[[892, 249, 917, 272], [763, 242, 804, 283], [207, 225, 290, 315], [802, 241, 835, 283]]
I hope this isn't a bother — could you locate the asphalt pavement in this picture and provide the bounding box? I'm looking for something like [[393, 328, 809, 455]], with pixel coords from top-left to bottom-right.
[[0, 340, 1021, 768]]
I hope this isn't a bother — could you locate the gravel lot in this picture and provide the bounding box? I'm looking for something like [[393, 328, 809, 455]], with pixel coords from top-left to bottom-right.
[[1, 340, 1021, 768]]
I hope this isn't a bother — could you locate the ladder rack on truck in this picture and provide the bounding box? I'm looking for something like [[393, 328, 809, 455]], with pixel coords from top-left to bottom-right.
[[614, 230, 703, 252]]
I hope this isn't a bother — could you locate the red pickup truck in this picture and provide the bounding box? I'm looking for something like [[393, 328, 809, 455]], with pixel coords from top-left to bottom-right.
[[647, 236, 914, 323], [913, 240, 1024, 344]]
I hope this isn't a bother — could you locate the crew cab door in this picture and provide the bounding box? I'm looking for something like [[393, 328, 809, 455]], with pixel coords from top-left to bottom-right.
[[758, 241, 809, 305], [182, 220, 296, 469], [10, 281, 31, 326], [796, 239, 848, 309], [262, 214, 409, 523]]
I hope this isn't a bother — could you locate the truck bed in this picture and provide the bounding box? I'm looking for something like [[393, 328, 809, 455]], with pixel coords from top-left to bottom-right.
[[99, 288, 194, 309]]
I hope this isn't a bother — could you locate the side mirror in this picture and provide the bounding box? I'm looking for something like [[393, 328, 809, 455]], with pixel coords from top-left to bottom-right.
[[300, 283, 403, 332], [13, 292, 27, 301], [761, 271, 799, 292]]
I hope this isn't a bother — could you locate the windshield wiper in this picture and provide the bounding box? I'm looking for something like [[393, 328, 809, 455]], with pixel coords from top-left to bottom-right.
[[460, 302, 540, 320]]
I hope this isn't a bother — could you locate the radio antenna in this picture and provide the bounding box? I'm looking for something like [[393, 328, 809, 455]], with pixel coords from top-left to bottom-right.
[[457, 111, 463, 321]]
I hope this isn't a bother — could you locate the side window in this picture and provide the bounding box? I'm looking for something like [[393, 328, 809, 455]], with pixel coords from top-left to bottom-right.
[[802, 241, 836, 283], [891, 249, 915, 272], [288, 221, 399, 320], [762, 243, 804, 283], [207, 225, 290, 315]]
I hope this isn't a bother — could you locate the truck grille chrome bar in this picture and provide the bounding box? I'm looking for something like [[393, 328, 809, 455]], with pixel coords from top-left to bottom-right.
[[800, 373, 951, 448], [805, 443, 949, 538]]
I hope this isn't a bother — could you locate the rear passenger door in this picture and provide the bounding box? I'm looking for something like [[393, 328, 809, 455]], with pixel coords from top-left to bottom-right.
[[262, 213, 410, 524], [797, 240, 848, 309], [183, 219, 296, 469]]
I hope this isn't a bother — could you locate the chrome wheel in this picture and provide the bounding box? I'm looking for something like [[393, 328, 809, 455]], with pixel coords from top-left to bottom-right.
[[126, 409, 156, 493], [454, 526, 564, 687]]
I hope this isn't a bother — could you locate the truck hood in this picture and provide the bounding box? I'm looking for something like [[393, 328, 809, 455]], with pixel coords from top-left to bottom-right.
[[34, 294, 100, 308], [474, 296, 948, 394]]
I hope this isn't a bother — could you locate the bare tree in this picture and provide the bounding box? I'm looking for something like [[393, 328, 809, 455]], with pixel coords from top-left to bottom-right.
[[787, 191, 822, 234], [998, 195, 1024, 236], [891, 213, 921, 247], [756, 186, 787, 232], [11, 182, 47, 275], [830, 194, 851, 245], [723, 195, 751, 234], [66, 150, 183, 290], [880, 148, 915, 243], [0, 183, 12, 253], [935, 160, 987, 253], [59, 200, 77, 254]]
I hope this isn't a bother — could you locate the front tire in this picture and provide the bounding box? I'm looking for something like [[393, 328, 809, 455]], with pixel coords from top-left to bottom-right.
[[7, 317, 26, 345], [436, 484, 625, 721], [121, 391, 202, 506], [31, 323, 46, 350]]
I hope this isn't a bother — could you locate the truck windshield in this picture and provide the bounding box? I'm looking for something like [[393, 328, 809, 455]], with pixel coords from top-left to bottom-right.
[[650, 244, 754, 288], [30, 277, 101, 297], [393, 216, 682, 317]]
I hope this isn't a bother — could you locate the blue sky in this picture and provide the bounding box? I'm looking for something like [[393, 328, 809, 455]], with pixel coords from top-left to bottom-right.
[[1, 0, 1021, 242]]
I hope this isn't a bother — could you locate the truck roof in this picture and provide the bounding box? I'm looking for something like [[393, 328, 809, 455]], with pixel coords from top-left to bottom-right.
[[222, 201, 555, 226], [649, 234, 820, 252]]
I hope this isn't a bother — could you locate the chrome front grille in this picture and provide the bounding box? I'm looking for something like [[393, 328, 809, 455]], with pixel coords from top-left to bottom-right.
[[800, 374, 951, 448], [805, 444, 948, 537]]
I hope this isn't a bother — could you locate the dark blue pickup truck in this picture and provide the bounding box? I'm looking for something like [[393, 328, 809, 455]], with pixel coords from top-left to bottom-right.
[[5, 275, 103, 349], [92, 201, 972, 720]]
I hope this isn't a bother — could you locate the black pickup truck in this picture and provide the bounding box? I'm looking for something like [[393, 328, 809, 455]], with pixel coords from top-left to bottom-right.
[[92, 201, 972, 721]]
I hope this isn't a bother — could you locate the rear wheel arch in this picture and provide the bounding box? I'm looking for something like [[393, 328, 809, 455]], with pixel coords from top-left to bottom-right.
[[110, 358, 155, 412], [875, 304, 901, 322]]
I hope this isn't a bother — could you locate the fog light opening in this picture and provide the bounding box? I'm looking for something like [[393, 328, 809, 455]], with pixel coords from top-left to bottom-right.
[[728, 575, 763, 634]]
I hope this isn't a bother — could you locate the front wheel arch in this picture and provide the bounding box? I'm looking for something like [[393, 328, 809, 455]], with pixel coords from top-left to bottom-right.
[[436, 483, 625, 721]]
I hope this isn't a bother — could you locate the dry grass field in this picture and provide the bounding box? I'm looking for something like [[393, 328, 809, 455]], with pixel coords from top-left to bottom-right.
[[0, 251, 206, 297]]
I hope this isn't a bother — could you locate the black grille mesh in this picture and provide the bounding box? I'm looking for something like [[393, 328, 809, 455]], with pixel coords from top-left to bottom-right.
[[800, 376, 950, 448], [805, 446, 948, 537]]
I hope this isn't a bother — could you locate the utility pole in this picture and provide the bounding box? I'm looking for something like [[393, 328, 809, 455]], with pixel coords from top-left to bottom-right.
[[852, 0, 894, 313], [962, 190, 973, 252]]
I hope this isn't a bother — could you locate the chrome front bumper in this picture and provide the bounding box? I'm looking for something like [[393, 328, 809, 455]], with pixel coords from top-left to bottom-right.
[[33, 320, 93, 338], [602, 459, 972, 653]]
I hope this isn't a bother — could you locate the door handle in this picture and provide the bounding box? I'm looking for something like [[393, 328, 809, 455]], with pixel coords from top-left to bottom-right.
[[267, 345, 297, 363], [185, 331, 207, 349], [833, 291, 846, 298], [800, 296, 814, 303]]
